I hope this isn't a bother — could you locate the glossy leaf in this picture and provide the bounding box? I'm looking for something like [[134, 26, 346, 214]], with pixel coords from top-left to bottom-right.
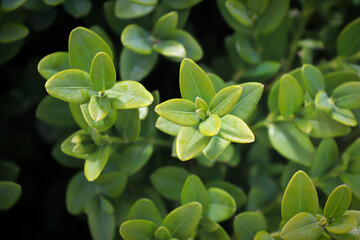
[[181, 175, 209, 213], [340, 173, 360, 201], [95, 172, 127, 199], [301, 64, 325, 98], [105, 81, 153, 109], [226, 0, 251, 26], [281, 171, 318, 222], [315, 91, 333, 112], [235, 33, 260, 64], [120, 219, 157, 240], [0, 23, 29, 43], [153, 11, 178, 38], [38, 52, 70, 80], [128, 199, 163, 226], [180, 58, 216, 104], [330, 106, 357, 127], [202, 136, 230, 160], [209, 85, 242, 117], [115, 0, 155, 19], [155, 99, 200, 126], [337, 18, 360, 57], [234, 212, 267, 240], [171, 30, 203, 61], [218, 114, 255, 143], [88, 96, 111, 122], [81, 103, 117, 132], [332, 82, 360, 109], [84, 145, 112, 181], [310, 138, 338, 178], [162, 202, 202, 239], [207, 187, 236, 222], [153, 40, 186, 58], [121, 24, 152, 55], [269, 122, 314, 166], [0, 181, 21, 210], [177, 126, 211, 161], [326, 215, 357, 234], [155, 117, 182, 136], [90, 52, 116, 91], [324, 185, 352, 219], [254, 231, 273, 240], [69, 27, 113, 72], [155, 226, 171, 240], [279, 74, 304, 118], [45, 69, 95, 104], [248, 0, 269, 15], [280, 212, 322, 240], [199, 114, 221, 137]]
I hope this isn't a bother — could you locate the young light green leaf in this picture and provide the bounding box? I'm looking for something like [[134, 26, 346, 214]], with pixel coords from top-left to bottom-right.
[[332, 82, 360, 109], [180, 58, 216, 104], [88, 96, 111, 122], [330, 106, 357, 127], [310, 138, 338, 178], [155, 117, 182, 136], [218, 114, 255, 143], [81, 103, 117, 132], [162, 202, 202, 239], [95, 172, 127, 199], [280, 212, 322, 240], [268, 122, 314, 166], [105, 80, 153, 109], [199, 114, 221, 137], [151, 166, 190, 200], [209, 85, 242, 117], [120, 47, 158, 82], [337, 17, 360, 57], [315, 91, 333, 112], [207, 187, 236, 222], [177, 126, 211, 161], [90, 52, 116, 91], [127, 199, 163, 226], [279, 74, 304, 118], [155, 226, 171, 240], [324, 185, 352, 219], [45, 69, 95, 104], [327, 227, 360, 240], [281, 171, 318, 222], [38, 52, 70, 80], [153, 11, 178, 38], [254, 231, 273, 240], [115, 0, 155, 19], [195, 97, 209, 111], [234, 212, 267, 240], [170, 30, 203, 61], [0, 181, 21, 210], [326, 215, 357, 234], [84, 145, 112, 181], [225, 0, 251, 26], [155, 99, 200, 126], [120, 219, 157, 240], [202, 136, 230, 160], [153, 40, 186, 58], [230, 82, 264, 121], [301, 64, 325, 98], [294, 117, 312, 134], [69, 27, 113, 72], [114, 109, 140, 142], [121, 24, 152, 55]]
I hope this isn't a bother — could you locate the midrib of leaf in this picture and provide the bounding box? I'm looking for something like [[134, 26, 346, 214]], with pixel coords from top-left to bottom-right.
[[77, 33, 92, 66], [328, 189, 345, 218], [334, 93, 360, 102], [211, 91, 237, 114], [158, 109, 197, 116], [188, 65, 202, 100], [232, 88, 258, 111], [122, 227, 152, 240], [170, 210, 195, 238]]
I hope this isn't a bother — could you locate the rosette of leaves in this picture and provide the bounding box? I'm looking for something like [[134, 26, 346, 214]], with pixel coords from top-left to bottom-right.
[[120, 11, 203, 81], [155, 58, 263, 161]]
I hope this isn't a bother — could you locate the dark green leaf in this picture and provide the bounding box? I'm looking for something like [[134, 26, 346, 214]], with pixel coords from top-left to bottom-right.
[[120, 219, 157, 240], [115, 0, 155, 19], [301, 64, 325, 98], [115, 109, 140, 142], [279, 74, 304, 118], [0, 181, 21, 210], [225, 0, 251, 26], [153, 40, 186, 58], [332, 82, 360, 109], [234, 212, 267, 240], [63, 0, 91, 18], [181, 175, 209, 213], [153, 11, 178, 38], [0, 23, 29, 43], [95, 172, 127, 199], [310, 138, 338, 178], [207, 187, 236, 222], [325, 71, 360, 94], [337, 17, 360, 57], [255, 0, 289, 34], [171, 30, 203, 61], [128, 199, 163, 226], [162, 0, 202, 10]]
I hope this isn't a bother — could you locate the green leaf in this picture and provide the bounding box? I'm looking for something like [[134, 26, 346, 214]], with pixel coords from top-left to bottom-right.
[[105, 81, 153, 109], [88, 96, 111, 122], [206, 180, 246, 209], [155, 117, 182, 136], [114, 109, 140, 142], [0, 161, 19, 182], [281, 171, 318, 223], [0, 23, 29, 43], [208, 73, 227, 92], [95, 172, 127, 199], [128, 199, 163, 226], [235, 33, 260, 64], [324, 185, 352, 219], [0, 181, 21, 210], [218, 114, 255, 143], [268, 122, 314, 166], [1, 0, 26, 11], [230, 82, 264, 121], [234, 212, 267, 240], [280, 212, 323, 240], [332, 82, 360, 109], [327, 227, 360, 240], [301, 64, 325, 98], [81, 103, 117, 132], [225, 0, 251, 26], [0, 40, 23, 65], [121, 24, 153, 55], [66, 172, 96, 215], [162, 0, 202, 10], [153, 40, 186, 58], [337, 17, 360, 57], [130, 0, 157, 5], [120, 219, 157, 240], [61, 130, 91, 159], [294, 117, 312, 134], [330, 106, 357, 127], [254, 231, 273, 240], [115, 0, 155, 19], [279, 74, 304, 118], [87, 196, 116, 240], [38, 52, 70, 80], [202, 136, 230, 160], [181, 175, 209, 213], [151, 166, 190, 200], [63, 0, 91, 18], [36, 96, 76, 128], [115, 144, 153, 176], [248, 0, 269, 15], [209, 85, 242, 117], [84, 145, 112, 181], [199, 114, 221, 137], [90, 52, 116, 91], [176, 126, 211, 161], [44, 0, 65, 6], [162, 202, 202, 240], [340, 173, 360, 200], [155, 226, 171, 240], [45, 69, 95, 104], [255, 0, 289, 34], [120, 47, 158, 82], [344, 210, 360, 226], [195, 97, 209, 111], [69, 27, 113, 72], [153, 11, 178, 38], [155, 99, 200, 126], [325, 71, 360, 94], [242, 61, 281, 80], [207, 187, 236, 222], [315, 91, 333, 112], [310, 138, 338, 178], [180, 58, 216, 104], [171, 30, 203, 61], [326, 215, 357, 235]]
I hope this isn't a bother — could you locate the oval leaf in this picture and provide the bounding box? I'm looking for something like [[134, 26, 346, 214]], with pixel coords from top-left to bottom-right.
[[181, 175, 209, 213], [218, 114, 255, 143], [207, 187, 236, 222], [209, 85, 242, 117], [199, 114, 221, 137], [280, 212, 322, 240], [177, 126, 211, 161], [90, 52, 116, 91], [279, 74, 304, 118]]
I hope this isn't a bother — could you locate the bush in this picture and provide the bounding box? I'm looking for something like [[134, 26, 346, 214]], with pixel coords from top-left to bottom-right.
[[1, 0, 360, 239]]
